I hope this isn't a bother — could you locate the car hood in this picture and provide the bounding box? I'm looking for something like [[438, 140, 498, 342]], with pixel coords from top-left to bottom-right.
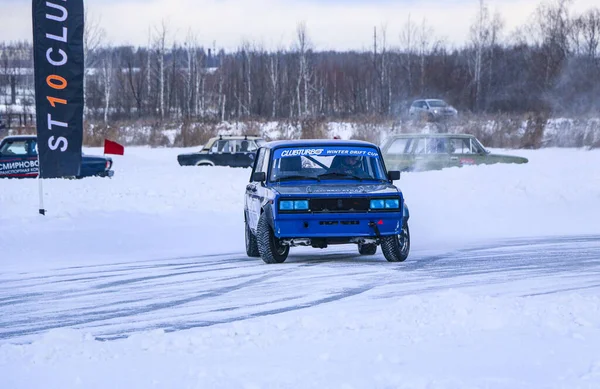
[[178, 151, 205, 156], [272, 182, 400, 196], [82, 154, 111, 162], [486, 152, 528, 163]]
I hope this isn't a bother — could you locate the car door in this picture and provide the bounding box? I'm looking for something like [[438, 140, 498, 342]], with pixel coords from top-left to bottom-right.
[[381, 137, 414, 172], [245, 147, 269, 230], [448, 137, 480, 167], [411, 136, 452, 171], [234, 139, 259, 168], [209, 139, 236, 166], [0, 138, 39, 177]]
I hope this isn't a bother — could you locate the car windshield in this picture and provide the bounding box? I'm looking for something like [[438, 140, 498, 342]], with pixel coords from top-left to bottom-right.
[[269, 146, 387, 182], [427, 100, 447, 107]]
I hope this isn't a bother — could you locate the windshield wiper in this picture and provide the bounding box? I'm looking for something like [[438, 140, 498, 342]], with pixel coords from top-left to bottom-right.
[[274, 175, 320, 182], [317, 172, 364, 181]]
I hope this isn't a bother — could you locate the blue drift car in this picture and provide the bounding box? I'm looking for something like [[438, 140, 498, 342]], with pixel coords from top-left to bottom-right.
[[244, 139, 410, 264]]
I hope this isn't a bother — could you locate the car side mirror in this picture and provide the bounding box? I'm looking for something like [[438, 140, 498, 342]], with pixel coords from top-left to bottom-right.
[[388, 171, 401, 181], [252, 171, 266, 182]]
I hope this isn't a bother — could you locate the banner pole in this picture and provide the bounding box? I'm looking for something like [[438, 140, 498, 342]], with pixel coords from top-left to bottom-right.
[[38, 175, 45, 216]]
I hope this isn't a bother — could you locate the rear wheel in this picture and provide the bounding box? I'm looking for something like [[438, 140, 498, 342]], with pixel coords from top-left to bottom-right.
[[257, 213, 289, 264], [358, 243, 377, 255], [381, 223, 410, 262], [245, 217, 260, 257]]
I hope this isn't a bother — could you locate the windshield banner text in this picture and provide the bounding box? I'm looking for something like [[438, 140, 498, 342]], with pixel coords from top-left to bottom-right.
[[274, 147, 380, 159]]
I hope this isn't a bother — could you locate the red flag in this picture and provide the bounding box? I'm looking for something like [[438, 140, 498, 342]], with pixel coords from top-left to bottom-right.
[[104, 139, 124, 155]]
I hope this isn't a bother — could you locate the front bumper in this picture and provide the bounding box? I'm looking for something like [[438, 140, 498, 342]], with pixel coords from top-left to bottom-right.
[[98, 170, 114, 178], [273, 212, 403, 239], [177, 154, 200, 166]]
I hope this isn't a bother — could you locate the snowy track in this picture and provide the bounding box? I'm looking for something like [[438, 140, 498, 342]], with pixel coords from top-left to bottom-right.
[[2, 235, 599, 344]]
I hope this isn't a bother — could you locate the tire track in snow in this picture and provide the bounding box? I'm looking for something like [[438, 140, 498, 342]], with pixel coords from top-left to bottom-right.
[[2, 235, 599, 344], [0, 270, 289, 340], [96, 282, 380, 340]]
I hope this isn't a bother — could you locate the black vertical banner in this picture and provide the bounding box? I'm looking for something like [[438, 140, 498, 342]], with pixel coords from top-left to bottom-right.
[[32, 0, 84, 178]]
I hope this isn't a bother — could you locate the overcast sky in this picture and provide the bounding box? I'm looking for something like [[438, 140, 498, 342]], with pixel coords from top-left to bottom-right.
[[1, 0, 597, 50]]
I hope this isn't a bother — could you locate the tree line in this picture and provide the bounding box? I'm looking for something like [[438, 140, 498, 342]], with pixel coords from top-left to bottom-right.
[[1, 0, 599, 126]]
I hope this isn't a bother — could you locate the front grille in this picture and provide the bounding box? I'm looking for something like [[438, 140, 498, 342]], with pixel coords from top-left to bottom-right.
[[319, 220, 360, 226], [310, 197, 370, 213], [320, 221, 339, 225]]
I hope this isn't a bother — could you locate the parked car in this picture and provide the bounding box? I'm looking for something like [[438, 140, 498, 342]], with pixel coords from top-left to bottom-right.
[[380, 133, 528, 172], [244, 139, 410, 264], [0, 135, 114, 179], [409, 99, 458, 122], [177, 135, 266, 168]]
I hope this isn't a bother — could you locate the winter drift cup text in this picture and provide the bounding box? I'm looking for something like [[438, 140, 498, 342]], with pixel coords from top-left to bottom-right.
[[277, 148, 380, 158]]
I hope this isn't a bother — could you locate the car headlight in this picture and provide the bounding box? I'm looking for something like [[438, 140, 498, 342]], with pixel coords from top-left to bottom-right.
[[279, 200, 309, 211], [370, 199, 400, 210], [370, 199, 385, 209], [385, 199, 399, 209]]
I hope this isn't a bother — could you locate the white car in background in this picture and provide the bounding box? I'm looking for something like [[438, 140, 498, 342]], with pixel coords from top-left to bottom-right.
[[409, 99, 458, 122]]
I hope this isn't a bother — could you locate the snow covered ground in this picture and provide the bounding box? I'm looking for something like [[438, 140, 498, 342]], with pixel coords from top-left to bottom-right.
[[1, 145, 600, 388]]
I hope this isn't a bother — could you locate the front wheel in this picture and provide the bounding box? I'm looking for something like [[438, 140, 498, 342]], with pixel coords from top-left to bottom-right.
[[380, 223, 410, 262], [256, 213, 289, 264]]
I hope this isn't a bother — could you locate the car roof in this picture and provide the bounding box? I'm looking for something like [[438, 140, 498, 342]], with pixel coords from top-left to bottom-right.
[[386, 133, 474, 139], [203, 134, 262, 145], [211, 135, 262, 140], [1, 135, 36, 142], [201, 134, 263, 148], [262, 139, 378, 149]]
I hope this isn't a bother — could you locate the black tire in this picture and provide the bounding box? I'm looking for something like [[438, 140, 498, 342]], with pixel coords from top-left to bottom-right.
[[256, 212, 289, 264], [358, 243, 377, 255], [380, 223, 410, 262], [245, 217, 260, 257]]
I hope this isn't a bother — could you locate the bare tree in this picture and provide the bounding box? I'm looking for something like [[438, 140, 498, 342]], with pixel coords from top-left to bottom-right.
[[0, 45, 18, 106], [486, 11, 505, 110], [197, 49, 207, 116], [83, 12, 106, 117], [241, 41, 253, 117], [125, 48, 145, 118], [183, 30, 198, 119], [470, 0, 488, 110], [378, 23, 391, 114], [400, 14, 418, 97], [101, 49, 113, 124], [152, 20, 170, 120], [146, 27, 152, 107], [529, 0, 574, 87], [294, 21, 311, 117], [573, 8, 600, 59], [417, 18, 434, 96], [269, 51, 281, 118]]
